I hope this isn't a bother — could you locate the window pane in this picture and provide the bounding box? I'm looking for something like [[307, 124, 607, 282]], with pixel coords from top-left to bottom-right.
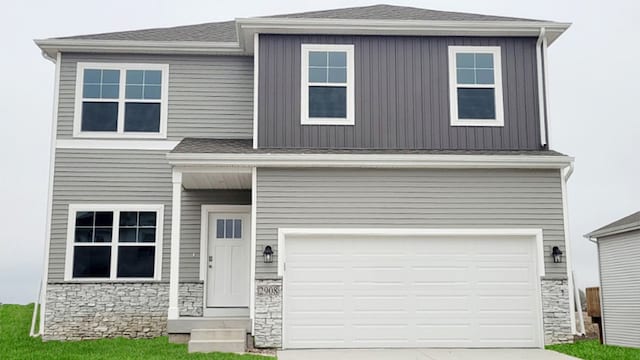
[[328, 68, 347, 83], [139, 212, 156, 226], [309, 68, 327, 82], [475, 69, 494, 85], [457, 88, 496, 119], [76, 211, 94, 227], [309, 51, 327, 66], [94, 212, 113, 226], [119, 228, 137, 242], [73, 246, 111, 278], [475, 53, 494, 69], [328, 52, 346, 67], [456, 53, 475, 68], [138, 228, 156, 243], [75, 228, 93, 243], [84, 69, 102, 84], [102, 70, 120, 84], [100, 85, 119, 99], [83, 84, 100, 98], [125, 85, 143, 99], [309, 86, 347, 118], [144, 70, 162, 85], [216, 219, 224, 238], [456, 69, 475, 84], [143, 85, 162, 100], [81, 102, 118, 131], [120, 211, 138, 227], [126, 70, 144, 84], [225, 219, 233, 238], [124, 103, 161, 132], [117, 246, 154, 278], [233, 219, 242, 239], [94, 228, 112, 243]]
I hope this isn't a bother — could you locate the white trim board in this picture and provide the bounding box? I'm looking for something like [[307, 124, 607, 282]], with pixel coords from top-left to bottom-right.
[[56, 139, 179, 150], [63, 204, 165, 282], [276, 227, 545, 278], [168, 152, 574, 169]]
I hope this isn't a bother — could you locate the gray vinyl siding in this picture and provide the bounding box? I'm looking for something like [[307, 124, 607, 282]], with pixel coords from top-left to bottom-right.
[[258, 34, 541, 150], [256, 168, 566, 278], [180, 190, 251, 282], [598, 230, 640, 348], [48, 149, 248, 282], [57, 53, 253, 140]]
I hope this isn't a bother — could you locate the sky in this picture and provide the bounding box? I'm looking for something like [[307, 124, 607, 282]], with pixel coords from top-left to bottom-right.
[[1, 0, 639, 304]]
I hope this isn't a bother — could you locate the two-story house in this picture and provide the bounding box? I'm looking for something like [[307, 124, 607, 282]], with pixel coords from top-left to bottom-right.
[[34, 4, 575, 353]]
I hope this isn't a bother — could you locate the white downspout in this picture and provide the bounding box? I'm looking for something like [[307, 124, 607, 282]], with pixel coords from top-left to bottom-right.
[[573, 270, 586, 335], [562, 163, 578, 335], [536, 27, 548, 148]]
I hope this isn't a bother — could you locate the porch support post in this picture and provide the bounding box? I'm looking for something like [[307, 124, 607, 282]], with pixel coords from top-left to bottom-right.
[[168, 169, 182, 319]]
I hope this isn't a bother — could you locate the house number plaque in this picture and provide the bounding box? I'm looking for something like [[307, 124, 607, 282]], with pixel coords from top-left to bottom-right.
[[257, 285, 281, 296]]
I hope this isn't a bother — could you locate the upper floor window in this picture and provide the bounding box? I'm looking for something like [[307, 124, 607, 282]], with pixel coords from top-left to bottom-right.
[[448, 46, 504, 127], [74, 63, 169, 138], [301, 44, 355, 125]]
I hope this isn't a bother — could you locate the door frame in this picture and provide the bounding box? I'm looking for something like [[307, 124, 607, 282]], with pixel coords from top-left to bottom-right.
[[278, 227, 546, 349], [200, 204, 251, 311]]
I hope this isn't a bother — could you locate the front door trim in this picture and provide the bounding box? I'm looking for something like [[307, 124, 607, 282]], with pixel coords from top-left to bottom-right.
[[200, 205, 251, 311]]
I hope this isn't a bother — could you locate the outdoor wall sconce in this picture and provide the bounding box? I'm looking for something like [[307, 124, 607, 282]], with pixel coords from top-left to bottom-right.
[[552, 246, 563, 263], [263, 245, 274, 263]]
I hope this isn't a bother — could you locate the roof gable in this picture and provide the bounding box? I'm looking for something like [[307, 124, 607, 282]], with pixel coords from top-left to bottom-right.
[[586, 211, 640, 240]]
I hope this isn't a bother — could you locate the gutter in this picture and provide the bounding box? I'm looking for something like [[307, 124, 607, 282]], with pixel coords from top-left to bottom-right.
[[536, 27, 548, 148]]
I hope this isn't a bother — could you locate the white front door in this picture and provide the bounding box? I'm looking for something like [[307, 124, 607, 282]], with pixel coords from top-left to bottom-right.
[[206, 212, 250, 307]]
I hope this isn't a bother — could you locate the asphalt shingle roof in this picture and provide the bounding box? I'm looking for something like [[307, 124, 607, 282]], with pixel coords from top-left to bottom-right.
[[586, 211, 640, 239], [170, 138, 567, 156], [55, 4, 548, 43]]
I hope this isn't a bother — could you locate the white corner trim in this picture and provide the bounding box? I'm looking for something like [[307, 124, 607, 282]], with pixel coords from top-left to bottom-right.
[[541, 33, 552, 148], [253, 33, 259, 149], [63, 204, 164, 282], [38, 51, 62, 336], [167, 152, 574, 169], [536, 28, 548, 147], [168, 169, 182, 319], [73, 62, 169, 139], [56, 139, 179, 150], [277, 228, 545, 278], [250, 168, 257, 334], [448, 46, 504, 127], [300, 44, 355, 126]]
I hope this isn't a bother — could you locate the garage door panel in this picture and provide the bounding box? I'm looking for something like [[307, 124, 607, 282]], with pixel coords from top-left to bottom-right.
[[283, 233, 542, 349]]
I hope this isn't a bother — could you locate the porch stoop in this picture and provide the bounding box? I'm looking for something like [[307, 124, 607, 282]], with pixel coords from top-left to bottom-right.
[[188, 329, 246, 353]]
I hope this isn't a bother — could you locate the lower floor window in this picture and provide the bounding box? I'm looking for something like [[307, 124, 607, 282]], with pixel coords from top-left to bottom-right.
[[67, 205, 163, 280]]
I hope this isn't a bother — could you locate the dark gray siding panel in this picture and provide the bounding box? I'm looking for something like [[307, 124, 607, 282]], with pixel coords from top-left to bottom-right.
[[598, 230, 640, 348], [48, 149, 249, 282], [258, 35, 541, 150], [255, 168, 566, 278], [180, 190, 251, 282], [57, 53, 253, 140]]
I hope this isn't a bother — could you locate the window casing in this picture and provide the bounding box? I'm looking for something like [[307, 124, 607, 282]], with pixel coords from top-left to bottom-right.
[[65, 204, 164, 281], [73, 63, 169, 138], [448, 46, 504, 127], [301, 44, 355, 125]]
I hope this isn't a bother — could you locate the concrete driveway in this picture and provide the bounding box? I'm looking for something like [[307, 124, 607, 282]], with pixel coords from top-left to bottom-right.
[[277, 349, 579, 360]]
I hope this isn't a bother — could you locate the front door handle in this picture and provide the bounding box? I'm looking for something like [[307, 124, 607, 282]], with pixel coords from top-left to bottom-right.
[[208, 256, 213, 268]]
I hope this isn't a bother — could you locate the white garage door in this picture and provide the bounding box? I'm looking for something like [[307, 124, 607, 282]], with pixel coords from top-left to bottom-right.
[[282, 232, 543, 349]]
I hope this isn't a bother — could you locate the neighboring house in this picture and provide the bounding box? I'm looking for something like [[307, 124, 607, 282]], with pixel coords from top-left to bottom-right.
[[34, 4, 576, 352], [586, 211, 640, 348]]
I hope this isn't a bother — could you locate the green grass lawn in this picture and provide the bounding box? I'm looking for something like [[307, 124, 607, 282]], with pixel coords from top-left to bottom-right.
[[547, 339, 640, 360], [0, 304, 272, 360]]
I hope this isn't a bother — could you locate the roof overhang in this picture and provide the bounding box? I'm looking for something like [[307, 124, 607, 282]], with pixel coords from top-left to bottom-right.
[[584, 223, 640, 243], [167, 152, 574, 170], [35, 17, 570, 58]]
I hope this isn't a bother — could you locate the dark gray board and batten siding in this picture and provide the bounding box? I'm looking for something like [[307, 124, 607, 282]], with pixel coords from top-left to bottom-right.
[[255, 168, 567, 279], [48, 149, 249, 282], [258, 34, 542, 150], [57, 53, 254, 140]]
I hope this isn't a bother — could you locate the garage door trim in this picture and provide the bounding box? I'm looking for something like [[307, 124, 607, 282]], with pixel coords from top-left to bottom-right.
[[278, 228, 545, 349]]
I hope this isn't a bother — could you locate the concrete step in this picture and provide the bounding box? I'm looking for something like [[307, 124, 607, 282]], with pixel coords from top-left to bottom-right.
[[168, 318, 251, 333], [190, 328, 246, 341], [188, 339, 245, 354]]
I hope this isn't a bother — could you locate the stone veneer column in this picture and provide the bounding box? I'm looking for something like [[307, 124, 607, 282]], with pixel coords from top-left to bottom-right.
[[541, 278, 574, 344], [254, 279, 282, 348]]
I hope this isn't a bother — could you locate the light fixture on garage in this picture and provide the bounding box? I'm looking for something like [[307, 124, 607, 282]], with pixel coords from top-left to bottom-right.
[[552, 246, 563, 263], [263, 245, 274, 263]]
